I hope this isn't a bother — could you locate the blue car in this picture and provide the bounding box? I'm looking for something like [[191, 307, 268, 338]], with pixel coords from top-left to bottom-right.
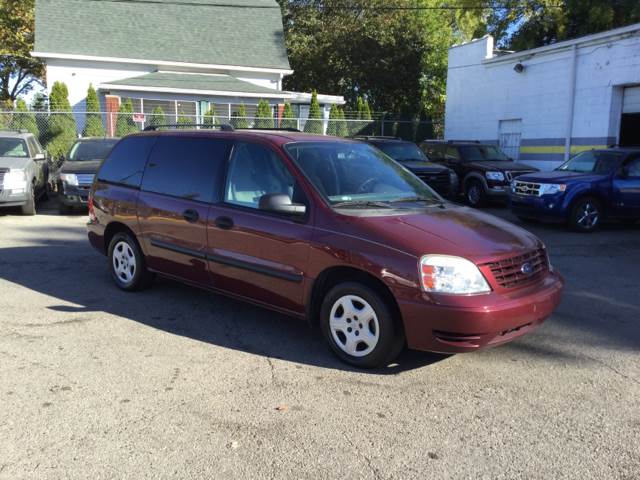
[[509, 148, 640, 232]]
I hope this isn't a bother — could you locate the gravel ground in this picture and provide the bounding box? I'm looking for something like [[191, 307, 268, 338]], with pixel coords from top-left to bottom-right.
[[0, 198, 639, 479]]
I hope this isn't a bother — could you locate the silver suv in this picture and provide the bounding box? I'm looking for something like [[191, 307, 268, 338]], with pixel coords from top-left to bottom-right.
[[0, 130, 49, 215]]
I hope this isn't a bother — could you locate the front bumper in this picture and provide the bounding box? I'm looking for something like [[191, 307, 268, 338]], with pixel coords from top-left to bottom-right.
[[398, 270, 564, 353], [486, 184, 510, 198], [0, 187, 29, 207], [509, 193, 567, 222], [59, 183, 91, 207]]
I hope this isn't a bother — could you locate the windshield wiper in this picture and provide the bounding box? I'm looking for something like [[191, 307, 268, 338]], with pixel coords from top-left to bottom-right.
[[332, 200, 393, 209], [388, 196, 444, 207]]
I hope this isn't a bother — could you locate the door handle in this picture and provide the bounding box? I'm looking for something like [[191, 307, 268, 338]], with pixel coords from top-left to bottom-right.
[[214, 216, 234, 230], [182, 209, 199, 223]]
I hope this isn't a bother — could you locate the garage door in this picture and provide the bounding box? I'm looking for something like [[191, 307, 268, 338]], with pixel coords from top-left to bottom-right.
[[623, 86, 640, 113]]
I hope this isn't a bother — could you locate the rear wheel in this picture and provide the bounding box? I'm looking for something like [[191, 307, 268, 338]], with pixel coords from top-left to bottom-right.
[[320, 282, 404, 368], [465, 179, 486, 208], [108, 232, 154, 291], [569, 197, 602, 232]]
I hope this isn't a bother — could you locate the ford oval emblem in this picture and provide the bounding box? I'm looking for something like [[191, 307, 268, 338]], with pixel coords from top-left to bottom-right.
[[521, 262, 534, 275]]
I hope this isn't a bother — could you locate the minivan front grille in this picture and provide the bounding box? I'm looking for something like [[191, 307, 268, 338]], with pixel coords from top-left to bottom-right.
[[0, 168, 7, 189], [483, 248, 548, 289], [513, 180, 542, 196]]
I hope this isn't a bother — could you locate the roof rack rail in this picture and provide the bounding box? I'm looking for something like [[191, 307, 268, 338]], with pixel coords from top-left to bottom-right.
[[143, 123, 234, 132], [447, 139, 481, 143], [233, 127, 301, 132]]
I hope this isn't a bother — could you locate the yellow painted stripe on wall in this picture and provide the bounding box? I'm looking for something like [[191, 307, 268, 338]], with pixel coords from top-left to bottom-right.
[[520, 145, 607, 154]]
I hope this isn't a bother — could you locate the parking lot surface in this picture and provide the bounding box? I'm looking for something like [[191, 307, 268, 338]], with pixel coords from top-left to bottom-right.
[[1, 199, 639, 479]]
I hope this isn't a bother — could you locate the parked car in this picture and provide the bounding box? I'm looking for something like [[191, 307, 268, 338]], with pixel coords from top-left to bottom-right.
[[0, 130, 50, 215], [509, 148, 640, 232], [57, 137, 120, 213], [354, 136, 458, 198], [420, 140, 539, 207], [87, 129, 564, 368]]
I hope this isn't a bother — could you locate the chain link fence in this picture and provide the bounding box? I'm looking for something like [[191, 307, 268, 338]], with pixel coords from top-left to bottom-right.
[[0, 110, 440, 160]]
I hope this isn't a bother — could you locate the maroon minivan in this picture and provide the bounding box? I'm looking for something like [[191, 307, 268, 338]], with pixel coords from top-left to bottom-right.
[[87, 129, 564, 368]]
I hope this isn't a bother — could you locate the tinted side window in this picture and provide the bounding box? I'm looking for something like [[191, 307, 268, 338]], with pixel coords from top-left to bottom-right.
[[98, 136, 156, 188], [27, 137, 40, 156], [224, 142, 296, 209], [625, 156, 640, 177], [445, 146, 461, 161], [422, 143, 444, 160], [141, 136, 231, 203]]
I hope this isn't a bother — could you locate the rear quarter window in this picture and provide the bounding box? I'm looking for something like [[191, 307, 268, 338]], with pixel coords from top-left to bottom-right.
[[141, 136, 231, 203], [97, 136, 156, 188]]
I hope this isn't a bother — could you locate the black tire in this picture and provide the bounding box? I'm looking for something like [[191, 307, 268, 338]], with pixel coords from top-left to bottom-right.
[[59, 202, 70, 215], [320, 282, 405, 368], [465, 179, 486, 208], [107, 232, 155, 291], [20, 184, 36, 216], [569, 196, 602, 233]]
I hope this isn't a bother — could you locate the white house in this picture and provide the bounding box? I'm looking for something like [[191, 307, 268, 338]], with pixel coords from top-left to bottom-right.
[[32, 0, 344, 134], [444, 22, 640, 170]]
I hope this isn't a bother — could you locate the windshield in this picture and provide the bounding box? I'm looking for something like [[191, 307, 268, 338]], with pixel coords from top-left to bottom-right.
[[556, 150, 623, 174], [285, 142, 441, 207], [459, 145, 510, 162], [69, 139, 119, 161], [373, 142, 429, 162], [0, 138, 29, 158]]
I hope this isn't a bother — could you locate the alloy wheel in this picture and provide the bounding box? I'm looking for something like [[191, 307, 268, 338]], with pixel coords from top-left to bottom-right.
[[329, 295, 380, 357], [577, 201, 599, 229], [112, 241, 137, 283]]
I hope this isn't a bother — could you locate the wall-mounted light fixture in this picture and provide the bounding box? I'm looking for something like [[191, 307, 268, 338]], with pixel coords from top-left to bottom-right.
[[514, 63, 525, 73]]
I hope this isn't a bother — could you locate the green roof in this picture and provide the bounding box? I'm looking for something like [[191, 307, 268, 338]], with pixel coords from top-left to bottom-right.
[[103, 72, 288, 96], [35, 0, 291, 71]]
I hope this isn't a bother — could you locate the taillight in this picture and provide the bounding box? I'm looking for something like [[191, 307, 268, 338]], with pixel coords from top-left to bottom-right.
[[88, 194, 96, 222]]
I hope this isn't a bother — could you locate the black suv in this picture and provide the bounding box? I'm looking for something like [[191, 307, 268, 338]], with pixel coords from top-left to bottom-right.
[[355, 136, 458, 198], [420, 140, 539, 207]]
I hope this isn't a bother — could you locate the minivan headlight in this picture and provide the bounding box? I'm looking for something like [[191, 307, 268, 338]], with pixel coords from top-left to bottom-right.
[[3, 169, 28, 190], [485, 171, 505, 181], [539, 183, 566, 195], [60, 173, 79, 186], [420, 255, 491, 294]]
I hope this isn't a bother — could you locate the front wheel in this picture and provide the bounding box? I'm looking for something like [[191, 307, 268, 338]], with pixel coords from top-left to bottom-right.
[[465, 179, 486, 208], [108, 232, 154, 291], [569, 197, 602, 232], [320, 282, 405, 368], [20, 185, 36, 216]]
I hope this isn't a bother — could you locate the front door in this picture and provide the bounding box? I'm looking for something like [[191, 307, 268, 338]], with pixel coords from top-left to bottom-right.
[[137, 135, 231, 286], [612, 155, 640, 217], [207, 141, 313, 314]]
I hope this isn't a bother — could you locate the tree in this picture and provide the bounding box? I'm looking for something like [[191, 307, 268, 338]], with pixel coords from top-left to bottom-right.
[[148, 106, 166, 129], [254, 99, 274, 129], [336, 108, 348, 137], [231, 103, 249, 129], [177, 115, 191, 126], [202, 104, 217, 127], [10, 98, 38, 136], [0, 0, 45, 106], [326, 104, 339, 136], [115, 98, 137, 136], [303, 90, 323, 134], [83, 84, 104, 137], [45, 81, 77, 159], [280, 102, 297, 130]]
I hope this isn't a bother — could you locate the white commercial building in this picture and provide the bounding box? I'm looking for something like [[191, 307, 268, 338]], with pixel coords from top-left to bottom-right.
[[445, 23, 640, 170]]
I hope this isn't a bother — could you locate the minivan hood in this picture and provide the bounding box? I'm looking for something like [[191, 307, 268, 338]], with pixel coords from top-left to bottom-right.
[[467, 160, 538, 172], [60, 160, 102, 174], [0, 156, 31, 170], [344, 204, 541, 262], [517, 171, 607, 183]]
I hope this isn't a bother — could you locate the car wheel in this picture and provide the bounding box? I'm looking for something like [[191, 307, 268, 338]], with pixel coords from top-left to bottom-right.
[[20, 184, 36, 216], [465, 179, 486, 208], [569, 197, 602, 233], [59, 202, 70, 215], [320, 282, 405, 368], [108, 232, 154, 291]]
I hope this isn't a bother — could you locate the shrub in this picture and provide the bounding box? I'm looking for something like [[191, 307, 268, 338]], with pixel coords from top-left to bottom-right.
[[115, 98, 138, 137], [337, 108, 348, 137], [280, 102, 297, 130], [326, 104, 339, 136], [230, 103, 249, 129], [45, 81, 77, 159], [303, 90, 323, 134], [83, 84, 105, 137], [148, 106, 166, 129], [202, 104, 217, 127], [254, 99, 274, 129], [10, 99, 39, 137]]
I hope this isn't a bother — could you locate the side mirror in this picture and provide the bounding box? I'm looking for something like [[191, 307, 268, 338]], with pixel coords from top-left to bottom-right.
[[259, 193, 306, 216], [34, 153, 45, 160]]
